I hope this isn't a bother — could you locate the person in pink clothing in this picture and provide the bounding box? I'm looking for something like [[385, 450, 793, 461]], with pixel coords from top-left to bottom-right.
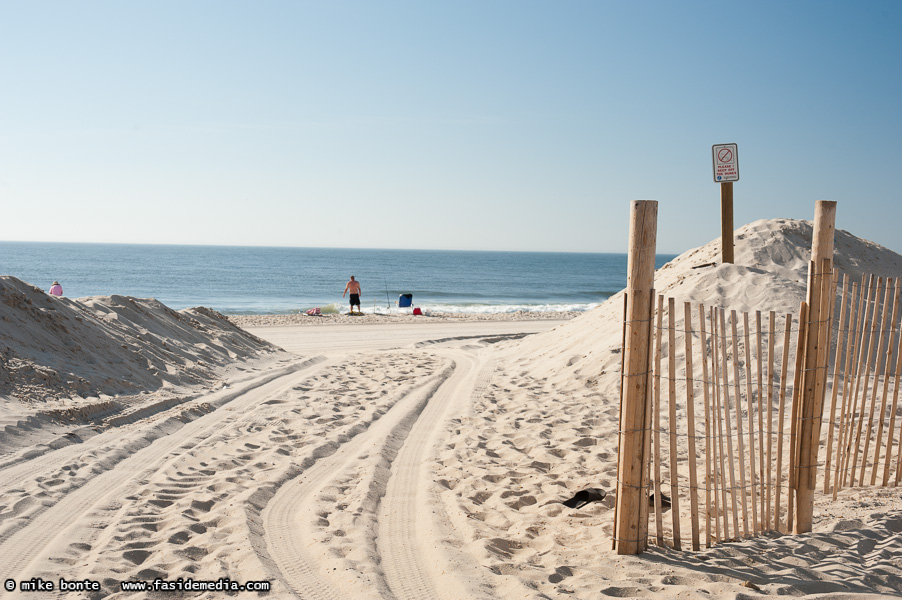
[[49, 281, 63, 297]]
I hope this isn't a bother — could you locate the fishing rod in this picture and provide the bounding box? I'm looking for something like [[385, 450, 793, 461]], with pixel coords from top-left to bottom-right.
[[383, 271, 391, 311]]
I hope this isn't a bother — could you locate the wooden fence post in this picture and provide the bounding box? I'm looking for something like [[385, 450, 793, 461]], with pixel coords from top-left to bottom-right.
[[615, 200, 658, 555], [795, 201, 837, 534], [721, 182, 735, 264]]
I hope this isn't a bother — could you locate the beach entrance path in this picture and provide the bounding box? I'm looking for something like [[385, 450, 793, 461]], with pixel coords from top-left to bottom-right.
[[242, 319, 566, 355], [0, 319, 562, 599], [248, 321, 563, 599]]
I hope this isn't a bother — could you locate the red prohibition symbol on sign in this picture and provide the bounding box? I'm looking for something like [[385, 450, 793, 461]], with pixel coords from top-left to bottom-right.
[[717, 148, 733, 163]]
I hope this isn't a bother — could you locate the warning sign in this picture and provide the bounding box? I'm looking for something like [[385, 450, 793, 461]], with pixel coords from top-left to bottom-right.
[[712, 143, 739, 182]]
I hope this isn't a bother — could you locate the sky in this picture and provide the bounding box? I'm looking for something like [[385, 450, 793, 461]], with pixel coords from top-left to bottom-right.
[[1, 1, 900, 254]]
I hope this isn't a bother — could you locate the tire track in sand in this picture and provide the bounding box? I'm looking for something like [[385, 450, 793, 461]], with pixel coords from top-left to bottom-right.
[[261, 358, 456, 600], [0, 361, 307, 503], [377, 349, 497, 600], [262, 347, 497, 600], [0, 358, 330, 596]]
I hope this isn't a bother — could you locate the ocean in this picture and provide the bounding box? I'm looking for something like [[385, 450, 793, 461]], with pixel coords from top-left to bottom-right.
[[0, 242, 676, 315]]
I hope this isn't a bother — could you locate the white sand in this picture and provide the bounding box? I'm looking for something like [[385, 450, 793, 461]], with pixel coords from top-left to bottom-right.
[[1, 218, 900, 599]]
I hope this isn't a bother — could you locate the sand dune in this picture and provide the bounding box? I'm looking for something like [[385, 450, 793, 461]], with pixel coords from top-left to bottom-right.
[[1, 275, 282, 401], [1, 219, 901, 599]]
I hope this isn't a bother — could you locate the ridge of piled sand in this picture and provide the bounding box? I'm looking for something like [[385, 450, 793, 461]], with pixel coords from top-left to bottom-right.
[[0, 276, 283, 405], [514, 218, 902, 395]]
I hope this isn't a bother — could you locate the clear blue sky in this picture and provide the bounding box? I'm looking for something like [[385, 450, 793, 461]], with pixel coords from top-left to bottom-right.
[[1, 1, 899, 253]]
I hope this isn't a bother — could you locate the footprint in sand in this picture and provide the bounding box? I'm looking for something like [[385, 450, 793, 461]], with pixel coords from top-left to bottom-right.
[[548, 566, 573, 583], [176, 546, 208, 561], [600, 585, 649, 597], [188, 522, 207, 534], [530, 461, 552, 472], [506, 495, 538, 510], [470, 491, 493, 505], [485, 537, 524, 560], [122, 549, 151, 565], [168, 530, 191, 545], [136, 568, 166, 581], [189, 498, 216, 513]]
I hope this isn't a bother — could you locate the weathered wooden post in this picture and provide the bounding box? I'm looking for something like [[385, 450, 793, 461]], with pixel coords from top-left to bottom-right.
[[795, 200, 837, 533], [720, 182, 735, 264], [614, 200, 657, 555], [712, 144, 739, 264]]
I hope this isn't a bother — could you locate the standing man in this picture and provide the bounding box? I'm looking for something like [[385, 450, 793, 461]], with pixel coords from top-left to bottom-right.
[[343, 275, 362, 314]]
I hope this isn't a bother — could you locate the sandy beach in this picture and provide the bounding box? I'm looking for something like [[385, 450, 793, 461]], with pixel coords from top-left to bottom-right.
[[2, 218, 901, 599]]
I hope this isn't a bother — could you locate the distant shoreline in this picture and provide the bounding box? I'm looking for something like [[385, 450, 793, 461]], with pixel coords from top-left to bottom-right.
[[1, 243, 655, 317], [227, 310, 582, 328]]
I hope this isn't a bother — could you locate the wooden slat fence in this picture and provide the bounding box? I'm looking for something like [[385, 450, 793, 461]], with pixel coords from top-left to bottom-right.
[[638, 268, 902, 551], [644, 297, 803, 550], [825, 273, 902, 496], [611, 202, 902, 553]]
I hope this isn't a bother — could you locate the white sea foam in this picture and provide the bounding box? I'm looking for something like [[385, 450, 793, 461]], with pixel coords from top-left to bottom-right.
[[360, 302, 599, 315]]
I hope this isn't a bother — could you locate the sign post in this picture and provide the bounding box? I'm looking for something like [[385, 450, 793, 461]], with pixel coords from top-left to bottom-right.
[[712, 143, 739, 264]]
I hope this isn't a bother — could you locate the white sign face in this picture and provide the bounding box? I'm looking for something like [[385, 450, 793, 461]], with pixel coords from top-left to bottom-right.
[[712, 143, 739, 182]]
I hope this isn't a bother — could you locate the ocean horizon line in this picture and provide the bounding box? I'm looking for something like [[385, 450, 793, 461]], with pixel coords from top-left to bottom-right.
[[0, 239, 683, 257]]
